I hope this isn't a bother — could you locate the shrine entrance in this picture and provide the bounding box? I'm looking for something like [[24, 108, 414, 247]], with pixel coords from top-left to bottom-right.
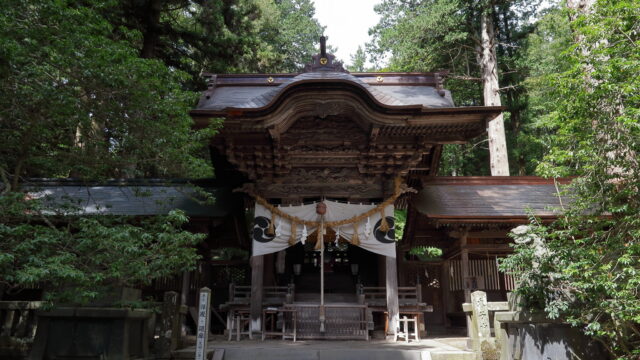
[[287, 242, 379, 301], [280, 242, 381, 339], [193, 37, 503, 339]]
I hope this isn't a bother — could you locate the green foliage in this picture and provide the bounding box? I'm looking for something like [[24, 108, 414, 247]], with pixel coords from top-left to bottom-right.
[[0, 0, 216, 181], [0, 0, 323, 305], [0, 0, 216, 303], [254, 0, 325, 72], [102, 0, 323, 81], [368, 0, 483, 105], [347, 46, 367, 72], [516, 6, 574, 176], [409, 246, 443, 261], [503, 1, 640, 357], [368, 0, 547, 176], [211, 247, 249, 261], [0, 192, 204, 304], [394, 209, 407, 240], [439, 142, 491, 176]]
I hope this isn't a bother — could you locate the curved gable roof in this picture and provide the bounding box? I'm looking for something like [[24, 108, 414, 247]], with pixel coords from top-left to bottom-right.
[[193, 71, 457, 116]]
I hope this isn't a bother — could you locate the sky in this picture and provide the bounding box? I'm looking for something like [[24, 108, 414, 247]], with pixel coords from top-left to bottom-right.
[[312, 0, 382, 66]]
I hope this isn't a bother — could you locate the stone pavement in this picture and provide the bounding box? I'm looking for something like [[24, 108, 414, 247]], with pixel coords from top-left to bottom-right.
[[172, 335, 475, 360]]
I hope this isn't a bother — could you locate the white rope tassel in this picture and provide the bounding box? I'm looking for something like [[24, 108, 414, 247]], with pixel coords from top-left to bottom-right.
[[365, 216, 372, 237], [334, 227, 340, 246], [301, 224, 308, 244], [275, 218, 282, 237]]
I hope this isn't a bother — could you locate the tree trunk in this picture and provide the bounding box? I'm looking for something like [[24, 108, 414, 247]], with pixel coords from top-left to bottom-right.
[[480, 7, 510, 176], [140, 0, 163, 59]]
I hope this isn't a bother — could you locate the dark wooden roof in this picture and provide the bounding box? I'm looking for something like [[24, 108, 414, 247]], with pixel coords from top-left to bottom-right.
[[24, 179, 229, 217], [190, 43, 505, 201], [413, 177, 572, 223], [193, 72, 457, 114]]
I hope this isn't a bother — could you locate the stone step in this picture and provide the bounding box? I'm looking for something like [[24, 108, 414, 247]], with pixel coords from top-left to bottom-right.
[[173, 346, 475, 360]]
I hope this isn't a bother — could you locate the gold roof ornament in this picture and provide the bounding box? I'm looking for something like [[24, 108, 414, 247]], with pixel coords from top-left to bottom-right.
[[303, 36, 348, 73]]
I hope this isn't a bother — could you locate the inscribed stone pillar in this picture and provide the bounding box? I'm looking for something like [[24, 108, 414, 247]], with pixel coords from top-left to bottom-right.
[[195, 287, 211, 360], [470, 291, 491, 354], [385, 256, 399, 336], [250, 255, 264, 333]]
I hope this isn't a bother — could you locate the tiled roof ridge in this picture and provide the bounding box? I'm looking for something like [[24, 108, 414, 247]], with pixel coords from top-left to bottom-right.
[[234, 72, 410, 109]]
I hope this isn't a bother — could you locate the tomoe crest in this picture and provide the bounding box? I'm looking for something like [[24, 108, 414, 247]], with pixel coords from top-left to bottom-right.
[[373, 216, 395, 243], [253, 216, 276, 243]]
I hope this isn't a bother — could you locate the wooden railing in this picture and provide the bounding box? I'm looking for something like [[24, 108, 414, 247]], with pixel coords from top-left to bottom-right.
[[357, 285, 422, 306], [357, 285, 385, 305], [0, 301, 43, 358], [228, 283, 294, 305], [228, 284, 251, 304], [285, 303, 369, 340]]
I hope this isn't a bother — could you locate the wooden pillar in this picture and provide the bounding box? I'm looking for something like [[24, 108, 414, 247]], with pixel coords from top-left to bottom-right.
[[459, 229, 472, 337], [461, 249, 470, 302], [180, 271, 191, 306], [386, 256, 399, 336], [441, 259, 451, 328], [460, 231, 470, 303], [263, 253, 275, 286], [250, 255, 263, 333], [276, 250, 286, 276]]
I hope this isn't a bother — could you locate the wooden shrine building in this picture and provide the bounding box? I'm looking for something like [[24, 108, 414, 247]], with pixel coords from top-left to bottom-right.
[[186, 38, 567, 338], [2, 39, 573, 347]]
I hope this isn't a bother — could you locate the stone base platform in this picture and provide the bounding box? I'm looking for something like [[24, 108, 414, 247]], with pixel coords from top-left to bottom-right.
[[171, 336, 475, 360]]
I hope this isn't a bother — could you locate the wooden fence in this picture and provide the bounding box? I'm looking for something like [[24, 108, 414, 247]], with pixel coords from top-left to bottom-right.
[[286, 303, 369, 340], [448, 258, 520, 291]]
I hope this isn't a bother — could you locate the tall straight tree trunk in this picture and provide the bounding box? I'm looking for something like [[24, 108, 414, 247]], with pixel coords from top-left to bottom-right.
[[480, 8, 510, 176], [140, 0, 162, 59]]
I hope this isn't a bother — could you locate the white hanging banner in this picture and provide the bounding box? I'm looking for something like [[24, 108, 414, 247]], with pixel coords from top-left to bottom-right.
[[251, 200, 396, 258]]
